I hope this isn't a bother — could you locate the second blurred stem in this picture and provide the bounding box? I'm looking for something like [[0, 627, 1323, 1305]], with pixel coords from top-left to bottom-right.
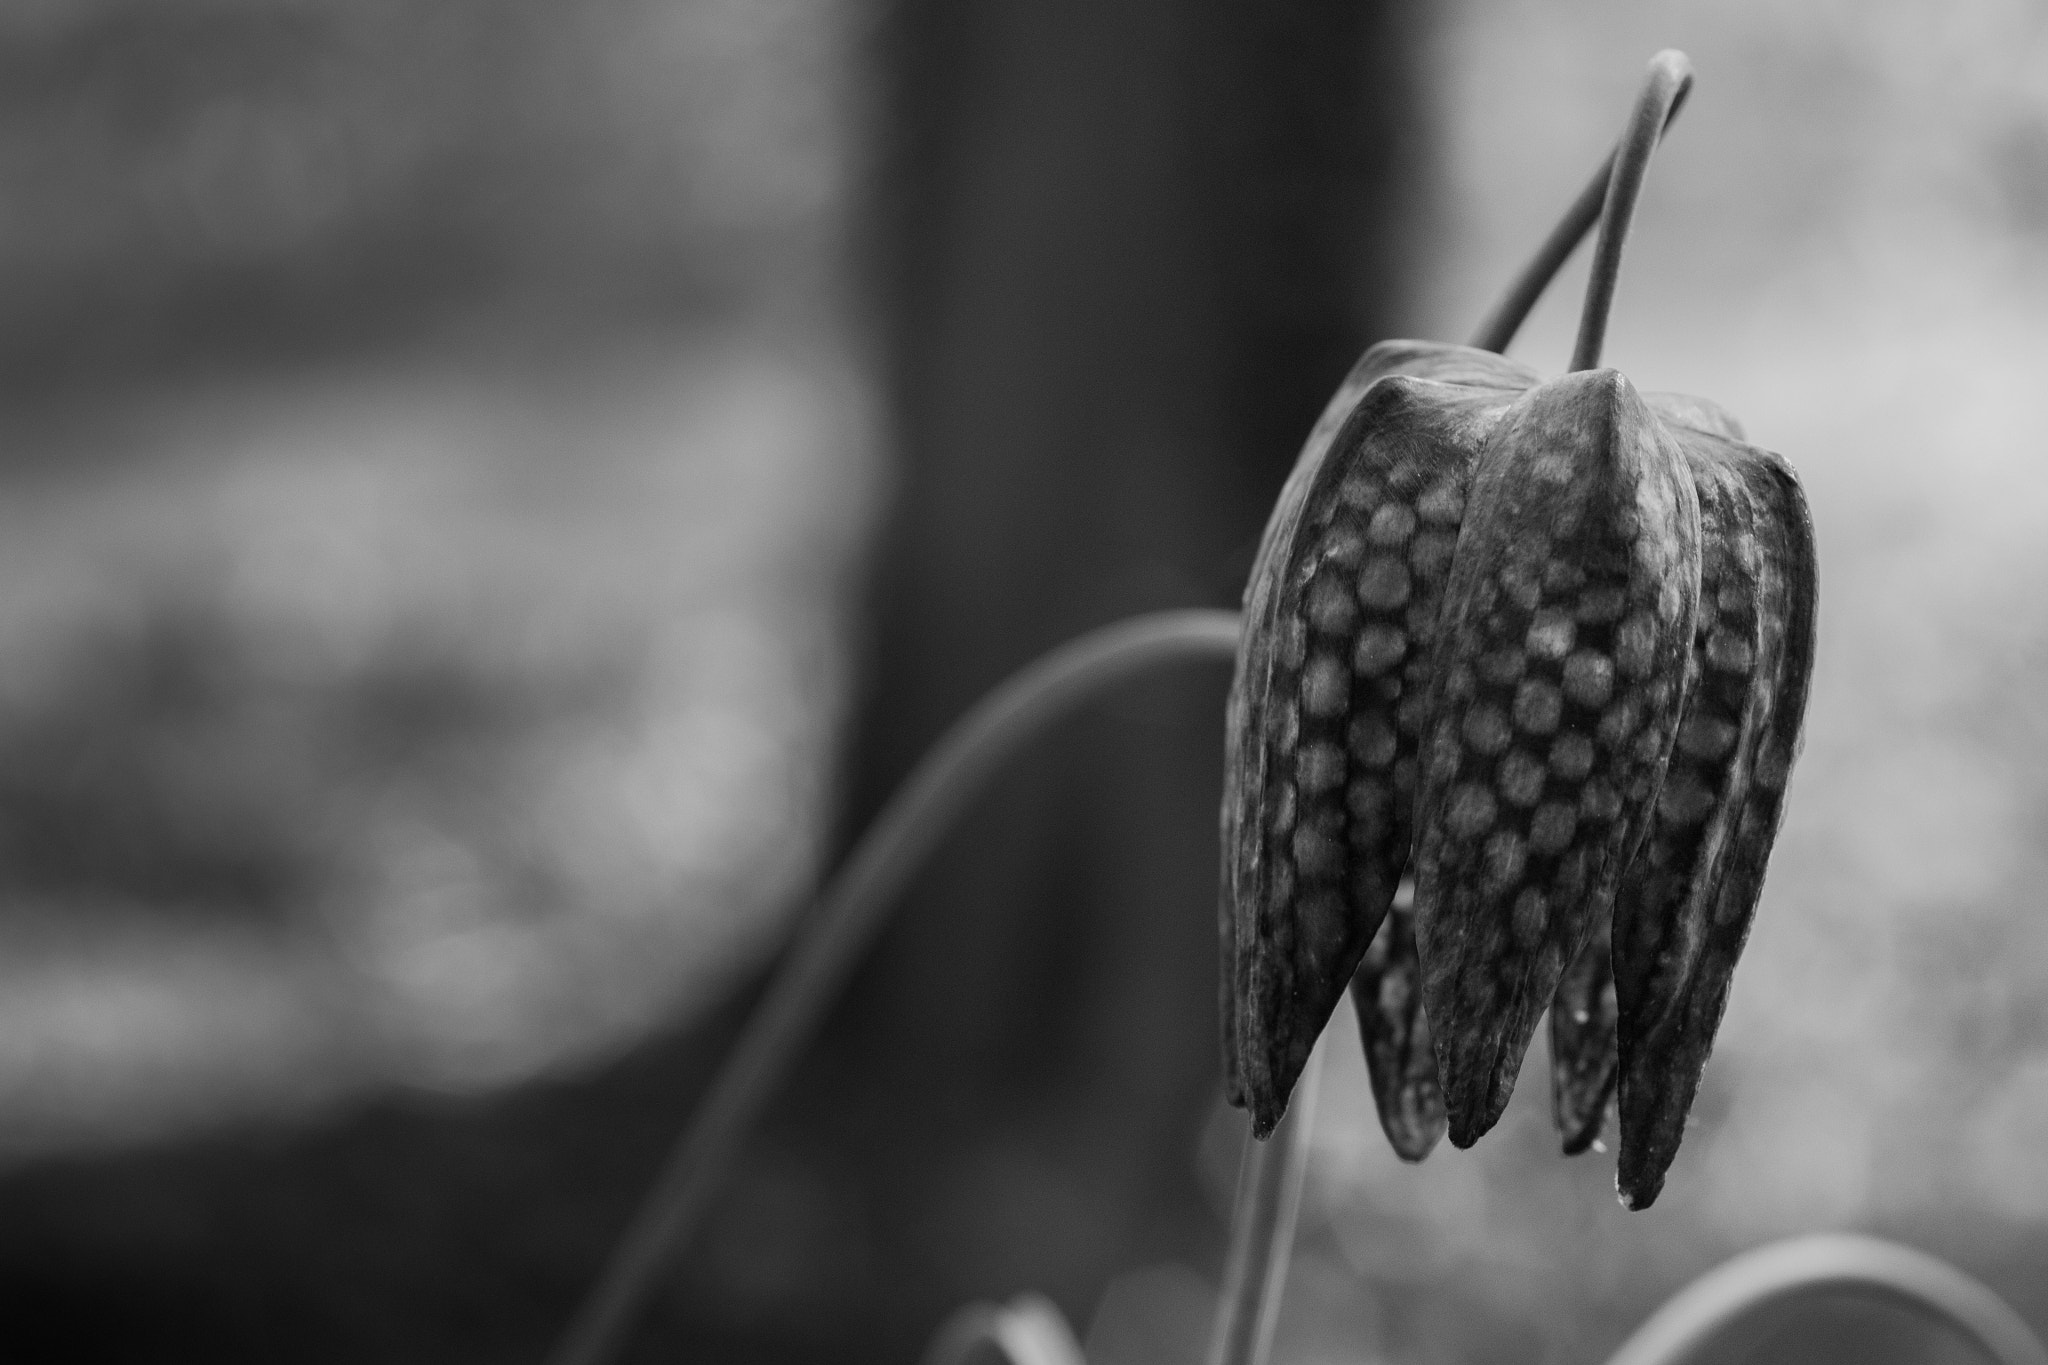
[[1207, 1037, 1324, 1365]]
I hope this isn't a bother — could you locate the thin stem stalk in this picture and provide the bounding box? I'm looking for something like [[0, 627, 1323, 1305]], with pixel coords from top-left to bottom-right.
[[1571, 50, 1693, 372], [1466, 154, 1612, 355], [1206, 1039, 1322, 1365], [1467, 57, 1691, 356], [545, 609, 1243, 1365], [1603, 1234, 2048, 1365]]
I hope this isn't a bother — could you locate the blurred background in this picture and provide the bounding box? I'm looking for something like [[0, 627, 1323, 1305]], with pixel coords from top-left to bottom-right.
[[0, 1, 2047, 1363]]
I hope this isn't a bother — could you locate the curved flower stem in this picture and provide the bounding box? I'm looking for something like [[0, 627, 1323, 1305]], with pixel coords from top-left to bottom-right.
[[1603, 1234, 2048, 1365], [1206, 1038, 1322, 1365], [545, 609, 1243, 1365], [1465, 150, 1615, 355], [1570, 49, 1693, 371], [1465, 63, 1691, 355]]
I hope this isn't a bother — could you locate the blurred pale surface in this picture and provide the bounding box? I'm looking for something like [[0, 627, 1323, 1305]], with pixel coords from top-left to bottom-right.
[[0, 0, 871, 1163], [0, 332, 871, 1160]]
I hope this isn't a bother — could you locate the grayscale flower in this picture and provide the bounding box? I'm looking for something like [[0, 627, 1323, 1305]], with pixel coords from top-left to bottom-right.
[[1221, 340, 1816, 1208]]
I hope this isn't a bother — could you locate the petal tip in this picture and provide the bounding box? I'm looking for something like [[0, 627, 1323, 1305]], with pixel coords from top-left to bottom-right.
[[1616, 1169, 1664, 1211]]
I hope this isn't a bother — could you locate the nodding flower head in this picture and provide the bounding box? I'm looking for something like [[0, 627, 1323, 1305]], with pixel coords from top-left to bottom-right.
[[1220, 339, 1816, 1209]]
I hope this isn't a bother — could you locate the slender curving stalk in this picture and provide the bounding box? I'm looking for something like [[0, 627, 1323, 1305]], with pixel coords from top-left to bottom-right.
[[1604, 1234, 2048, 1365], [1571, 50, 1693, 372], [545, 610, 1243, 1365], [1205, 1038, 1322, 1365], [1466, 59, 1691, 356]]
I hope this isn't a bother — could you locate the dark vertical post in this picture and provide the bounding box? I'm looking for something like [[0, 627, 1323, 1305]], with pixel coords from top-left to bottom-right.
[[759, 1, 1427, 1357]]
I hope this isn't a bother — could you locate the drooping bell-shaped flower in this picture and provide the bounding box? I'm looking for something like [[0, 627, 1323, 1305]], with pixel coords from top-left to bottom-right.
[[1220, 335, 1815, 1206], [1411, 367, 1705, 1153], [1219, 340, 1538, 1140], [1221, 47, 1816, 1208]]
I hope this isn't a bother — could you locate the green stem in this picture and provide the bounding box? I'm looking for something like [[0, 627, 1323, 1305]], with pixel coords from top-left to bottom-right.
[[1604, 1234, 2048, 1365], [1570, 50, 1692, 372], [1206, 1040, 1322, 1365], [545, 609, 1243, 1365]]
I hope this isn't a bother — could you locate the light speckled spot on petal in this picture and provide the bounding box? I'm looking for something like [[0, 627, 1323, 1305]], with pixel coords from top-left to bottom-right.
[[1598, 699, 1639, 746], [1526, 609, 1574, 661], [1462, 705, 1512, 755], [1348, 711, 1398, 767], [1338, 476, 1380, 508], [1367, 504, 1418, 546], [1353, 624, 1406, 676], [1296, 743, 1345, 792], [1446, 783, 1497, 837], [1320, 522, 1367, 565], [1579, 781, 1621, 822], [1478, 649, 1526, 685], [1549, 732, 1594, 780], [1358, 558, 1413, 609], [1307, 576, 1359, 633], [1409, 531, 1458, 576], [1677, 714, 1737, 759], [1499, 563, 1543, 611], [1705, 627, 1755, 674], [1543, 560, 1585, 595], [1348, 778, 1391, 821], [1499, 750, 1546, 806], [1292, 825, 1344, 880], [1657, 771, 1716, 824], [1417, 482, 1464, 524], [1301, 655, 1349, 717], [1562, 651, 1615, 709], [1513, 678, 1562, 735]]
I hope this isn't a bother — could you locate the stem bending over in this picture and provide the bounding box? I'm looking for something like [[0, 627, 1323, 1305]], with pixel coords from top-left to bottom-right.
[[1468, 51, 1692, 359], [1604, 1234, 2048, 1365], [546, 610, 1242, 1365], [1571, 50, 1693, 371]]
